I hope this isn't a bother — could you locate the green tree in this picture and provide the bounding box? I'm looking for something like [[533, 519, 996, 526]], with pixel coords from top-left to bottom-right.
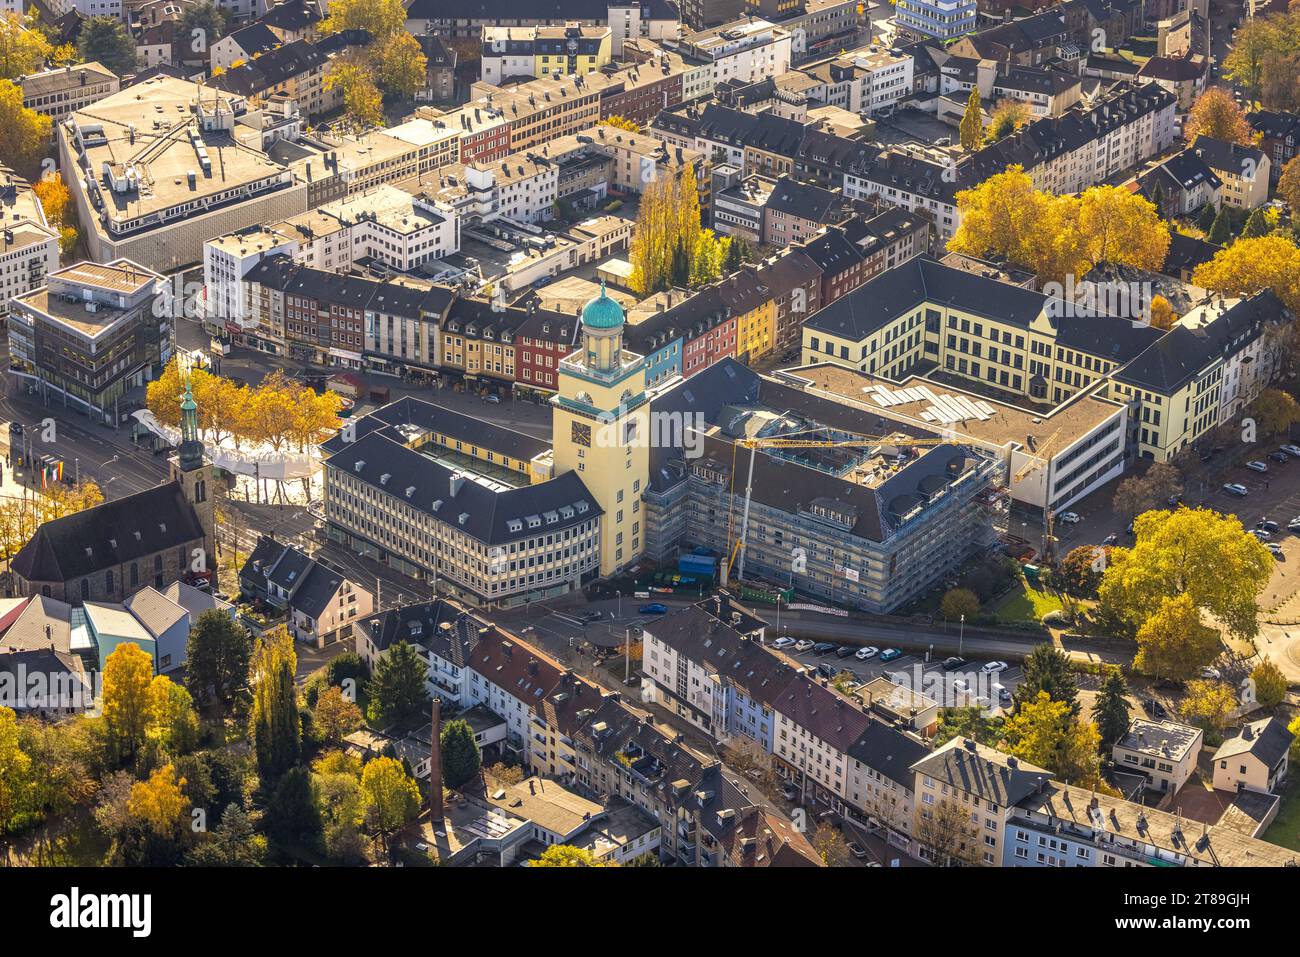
[[1014, 644, 1078, 714], [248, 630, 301, 783], [1098, 508, 1272, 641], [531, 844, 609, 866], [959, 84, 983, 152], [180, 1, 228, 54], [77, 16, 139, 74], [440, 718, 481, 789], [1054, 545, 1104, 604], [366, 640, 430, 728], [187, 804, 266, 866], [186, 609, 251, 715], [1091, 671, 1132, 751], [1250, 658, 1288, 707], [1242, 206, 1272, 239], [1000, 691, 1103, 787], [0, 12, 52, 80], [359, 755, 420, 855], [934, 705, 1003, 747], [1249, 388, 1300, 439], [1206, 205, 1235, 246], [939, 587, 979, 621], [265, 765, 321, 845]]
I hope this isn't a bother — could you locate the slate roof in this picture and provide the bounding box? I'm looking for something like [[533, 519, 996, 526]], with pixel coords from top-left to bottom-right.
[[764, 176, 845, 223], [225, 22, 280, 58], [10, 482, 204, 584], [1214, 717, 1295, 769], [1162, 230, 1221, 277], [1114, 290, 1288, 393], [911, 736, 1052, 807], [804, 256, 1047, 340], [260, 0, 323, 32], [1191, 134, 1266, 175], [123, 586, 187, 638], [847, 720, 930, 790], [323, 427, 602, 546], [356, 599, 482, 665]]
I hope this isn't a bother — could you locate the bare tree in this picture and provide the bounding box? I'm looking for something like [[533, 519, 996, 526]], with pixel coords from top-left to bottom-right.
[[914, 797, 979, 867]]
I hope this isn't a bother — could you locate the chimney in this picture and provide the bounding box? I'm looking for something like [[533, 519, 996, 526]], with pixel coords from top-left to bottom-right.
[[429, 697, 444, 823]]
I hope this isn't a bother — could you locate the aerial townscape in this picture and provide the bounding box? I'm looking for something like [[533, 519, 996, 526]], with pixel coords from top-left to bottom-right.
[[0, 0, 1299, 906]]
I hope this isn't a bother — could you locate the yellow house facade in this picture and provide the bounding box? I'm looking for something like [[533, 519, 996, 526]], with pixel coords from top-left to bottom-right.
[[551, 284, 651, 576]]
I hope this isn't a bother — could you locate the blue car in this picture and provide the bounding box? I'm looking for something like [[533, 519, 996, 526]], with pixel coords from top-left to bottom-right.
[[879, 648, 902, 662], [638, 603, 669, 614]]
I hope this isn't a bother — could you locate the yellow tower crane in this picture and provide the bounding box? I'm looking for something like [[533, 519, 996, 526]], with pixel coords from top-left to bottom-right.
[[722, 432, 952, 585]]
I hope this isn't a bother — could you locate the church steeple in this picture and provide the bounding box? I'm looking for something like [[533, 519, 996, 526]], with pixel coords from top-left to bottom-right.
[[178, 374, 204, 472]]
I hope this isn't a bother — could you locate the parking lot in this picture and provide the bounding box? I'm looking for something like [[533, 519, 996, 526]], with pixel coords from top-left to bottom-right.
[[773, 641, 1024, 713]]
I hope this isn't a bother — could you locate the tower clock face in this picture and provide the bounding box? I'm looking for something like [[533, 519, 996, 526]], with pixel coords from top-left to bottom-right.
[[572, 421, 592, 448]]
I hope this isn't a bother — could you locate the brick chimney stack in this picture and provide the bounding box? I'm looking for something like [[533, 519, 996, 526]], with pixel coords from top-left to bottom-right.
[[429, 697, 444, 823]]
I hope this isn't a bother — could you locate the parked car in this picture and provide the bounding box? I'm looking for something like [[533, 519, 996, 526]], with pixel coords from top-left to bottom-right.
[[981, 660, 1009, 674], [579, 610, 603, 623], [1102, 533, 1119, 546], [812, 642, 838, 655], [952, 678, 971, 693], [855, 646, 879, 660], [1200, 666, 1222, 680], [772, 636, 795, 649], [1289, 517, 1300, 532], [1167, 493, 1183, 507], [994, 684, 1012, 704], [637, 603, 668, 614], [879, 648, 902, 662], [1057, 511, 1081, 524], [483, 394, 501, 404], [1251, 529, 1272, 540], [794, 639, 816, 652], [1223, 483, 1249, 497], [1143, 698, 1169, 720], [846, 841, 868, 860], [1270, 451, 1289, 464], [816, 662, 838, 679], [835, 645, 857, 658], [941, 656, 967, 671], [1246, 460, 1268, 473], [1267, 542, 1284, 556], [1258, 520, 1280, 533], [1280, 444, 1300, 458]]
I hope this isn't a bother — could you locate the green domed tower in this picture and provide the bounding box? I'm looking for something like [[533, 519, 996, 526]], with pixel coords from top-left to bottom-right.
[[581, 280, 625, 373]]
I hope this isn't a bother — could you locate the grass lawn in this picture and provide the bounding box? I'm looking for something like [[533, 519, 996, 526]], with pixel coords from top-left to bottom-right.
[[1264, 781, 1300, 851], [992, 581, 1064, 623]]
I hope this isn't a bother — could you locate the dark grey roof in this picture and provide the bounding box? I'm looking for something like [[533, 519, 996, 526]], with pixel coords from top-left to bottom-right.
[[323, 428, 602, 545], [1115, 290, 1288, 393], [912, 738, 1051, 807], [290, 560, 345, 619], [226, 22, 280, 57], [804, 256, 1047, 341], [1191, 134, 1266, 174], [1162, 230, 1221, 277], [1142, 149, 1221, 193], [355, 599, 482, 664], [11, 483, 204, 584], [1214, 717, 1294, 768], [847, 721, 930, 790], [259, 0, 322, 31], [318, 394, 549, 463], [764, 176, 844, 223]]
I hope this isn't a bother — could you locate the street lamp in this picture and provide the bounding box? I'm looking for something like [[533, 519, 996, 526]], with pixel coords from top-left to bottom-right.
[[959, 614, 965, 656]]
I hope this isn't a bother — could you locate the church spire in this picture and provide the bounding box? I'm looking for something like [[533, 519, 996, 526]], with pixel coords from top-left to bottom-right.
[[178, 372, 204, 472]]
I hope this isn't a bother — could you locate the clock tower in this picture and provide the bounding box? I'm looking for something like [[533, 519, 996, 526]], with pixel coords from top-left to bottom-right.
[[169, 374, 218, 572], [551, 282, 650, 577]]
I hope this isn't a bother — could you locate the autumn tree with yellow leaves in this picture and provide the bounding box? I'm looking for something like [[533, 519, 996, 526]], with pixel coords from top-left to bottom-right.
[[949, 167, 1170, 284], [1192, 235, 1300, 312], [628, 163, 727, 294], [1183, 88, 1259, 146]]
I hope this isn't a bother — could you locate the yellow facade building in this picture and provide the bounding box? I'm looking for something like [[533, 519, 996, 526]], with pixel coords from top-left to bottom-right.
[[551, 283, 650, 576]]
